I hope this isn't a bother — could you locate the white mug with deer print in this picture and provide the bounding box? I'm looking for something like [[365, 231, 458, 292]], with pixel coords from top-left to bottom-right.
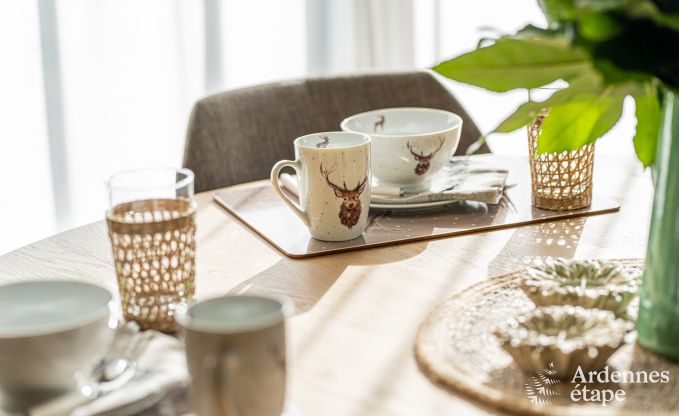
[[341, 107, 462, 192], [271, 132, 371, 242]]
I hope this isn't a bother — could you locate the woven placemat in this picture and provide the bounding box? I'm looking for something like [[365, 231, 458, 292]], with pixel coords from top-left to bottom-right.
[[415, 259, 679, 416]]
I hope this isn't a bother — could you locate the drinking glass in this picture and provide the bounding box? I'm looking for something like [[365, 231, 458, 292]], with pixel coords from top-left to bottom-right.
[[528, 110, 594, 211], [526, 86, 595, 211], [106, 168, 196, 332]]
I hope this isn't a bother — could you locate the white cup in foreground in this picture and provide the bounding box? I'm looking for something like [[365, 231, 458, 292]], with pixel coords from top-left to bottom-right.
[[271, 132, 371, 242], [0, 281, 114, 411], [341, 107, 462, 191], [177, 295, 291, 416]]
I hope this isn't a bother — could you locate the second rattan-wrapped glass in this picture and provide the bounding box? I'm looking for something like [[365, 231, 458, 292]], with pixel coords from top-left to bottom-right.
[[528, 111, 595, 211]]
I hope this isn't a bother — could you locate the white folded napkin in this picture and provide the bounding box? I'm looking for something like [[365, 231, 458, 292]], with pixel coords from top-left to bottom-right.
[[279, 156, 509, 205], [29, 323, 188, 416], [372, 156, 509, 205]]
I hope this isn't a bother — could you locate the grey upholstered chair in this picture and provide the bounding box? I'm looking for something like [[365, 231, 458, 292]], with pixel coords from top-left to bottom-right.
[[184, 70, 488, 192]]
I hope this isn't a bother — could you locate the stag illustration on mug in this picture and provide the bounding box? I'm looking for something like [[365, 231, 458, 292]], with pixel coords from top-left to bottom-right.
[[406, 137, 444, 175], [320, 163, 368, 229]]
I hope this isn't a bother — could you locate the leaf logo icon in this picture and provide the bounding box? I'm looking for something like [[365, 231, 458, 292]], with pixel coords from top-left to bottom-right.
[[524, 362, 561, 406]]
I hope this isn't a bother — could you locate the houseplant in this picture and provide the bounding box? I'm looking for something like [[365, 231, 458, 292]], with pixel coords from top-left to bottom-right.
[[433, 0, 679, 360]]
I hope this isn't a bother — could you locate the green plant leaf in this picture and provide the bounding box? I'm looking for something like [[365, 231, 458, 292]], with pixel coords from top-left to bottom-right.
[[535, 86, 626, 154], [588, 95, 625, 138], [581, 13, 679, 89], [493, 100, 550, 133], [516, 23, 571, 38], [591, 59, 652, 85], [633, 83, 662, 166], [575, 0, 636, 12], [579, 13, 621, 41], [626, 1, 679, 32], [538, 0, 577, 26], [433, 37, 592, 92], [493, 71, 602, 133]]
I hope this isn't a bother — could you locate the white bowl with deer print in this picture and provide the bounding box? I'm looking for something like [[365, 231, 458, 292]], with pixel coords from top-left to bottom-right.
[[341, 107, 462, 192], [271, 132, 371, 242]]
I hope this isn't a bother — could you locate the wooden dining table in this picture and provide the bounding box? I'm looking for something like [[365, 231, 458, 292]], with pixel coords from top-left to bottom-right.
[[0, 154, 654, 415]]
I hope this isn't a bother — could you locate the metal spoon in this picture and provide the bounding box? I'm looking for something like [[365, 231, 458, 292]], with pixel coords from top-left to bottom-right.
[[29, 358, 136, 416]]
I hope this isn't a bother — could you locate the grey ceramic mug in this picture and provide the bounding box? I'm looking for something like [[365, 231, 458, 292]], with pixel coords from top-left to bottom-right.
[[176, 295, 290, 416]]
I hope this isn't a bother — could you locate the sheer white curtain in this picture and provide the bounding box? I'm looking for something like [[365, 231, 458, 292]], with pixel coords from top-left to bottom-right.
[[307, 0, 415, 73], [1, 0, 307, 254], [2, 1, 55, 254], [2, 0, 565, 254]]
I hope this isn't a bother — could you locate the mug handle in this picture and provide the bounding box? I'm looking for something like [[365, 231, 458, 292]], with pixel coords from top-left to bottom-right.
[[270, 160, 310, 226], [217, 349, 241, 416]]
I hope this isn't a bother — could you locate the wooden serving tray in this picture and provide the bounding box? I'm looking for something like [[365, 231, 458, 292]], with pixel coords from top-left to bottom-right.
[[213, 156, 619, 258]]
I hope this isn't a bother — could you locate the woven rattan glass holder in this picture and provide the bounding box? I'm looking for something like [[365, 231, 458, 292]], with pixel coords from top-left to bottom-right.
[[107, 198, 196, 332], [528, 111, 595, 211]]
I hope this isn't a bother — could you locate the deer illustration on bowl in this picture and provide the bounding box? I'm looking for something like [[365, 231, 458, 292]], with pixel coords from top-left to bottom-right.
[[407, 137, 444, 175], [341, 107, 462, 191]]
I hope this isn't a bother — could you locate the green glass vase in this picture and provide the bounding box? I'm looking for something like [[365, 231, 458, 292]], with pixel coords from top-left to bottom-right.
[[637, 90, 679, 360]]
